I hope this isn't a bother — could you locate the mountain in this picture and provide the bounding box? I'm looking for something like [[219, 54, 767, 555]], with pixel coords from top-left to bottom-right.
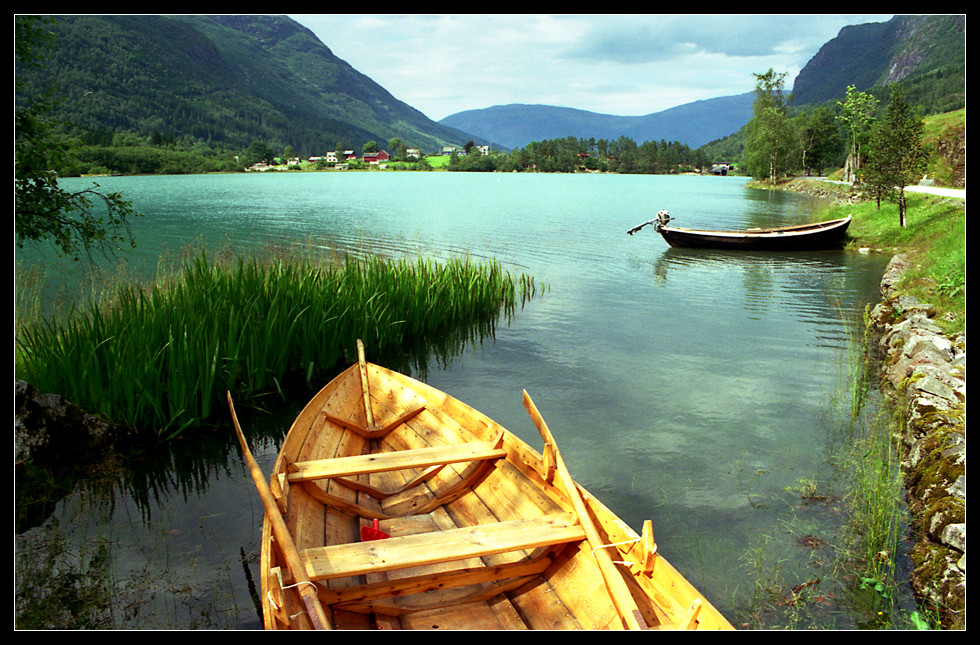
[[440, 93, 756, 151], [16, 15, 480, 156], [791, 14, 965, 106], [441, 15, 964, 153]]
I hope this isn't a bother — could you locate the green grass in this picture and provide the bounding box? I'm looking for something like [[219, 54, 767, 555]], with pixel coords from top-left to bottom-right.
[[424, 155, 451, 168], [841, 192, 965, 334], [921, 109, 965, 188], [15, 251, 539, 441], [822, 308, 934, 630]]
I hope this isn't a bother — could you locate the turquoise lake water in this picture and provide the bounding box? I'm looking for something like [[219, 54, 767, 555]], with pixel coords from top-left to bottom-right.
[[17, 171, 895, 628]]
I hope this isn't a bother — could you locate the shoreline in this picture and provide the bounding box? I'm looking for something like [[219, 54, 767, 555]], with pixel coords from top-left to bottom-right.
[[869, 256, 966, 629], [767, 176, 966, 629]]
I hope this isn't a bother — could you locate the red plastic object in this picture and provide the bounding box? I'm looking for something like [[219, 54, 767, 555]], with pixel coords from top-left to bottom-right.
[[360, 518, 389, 541]]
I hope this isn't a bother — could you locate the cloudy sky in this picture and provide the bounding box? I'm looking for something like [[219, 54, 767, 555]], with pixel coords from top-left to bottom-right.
[[291, 14, 894, 121]]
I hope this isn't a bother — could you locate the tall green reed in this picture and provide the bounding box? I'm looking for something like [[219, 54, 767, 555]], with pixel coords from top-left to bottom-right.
[[16, 251, 539, 441], [827, 304, 913, 628]]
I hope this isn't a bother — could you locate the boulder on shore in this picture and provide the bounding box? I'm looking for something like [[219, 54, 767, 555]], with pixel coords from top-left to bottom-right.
[[15, 380, 124, 467]]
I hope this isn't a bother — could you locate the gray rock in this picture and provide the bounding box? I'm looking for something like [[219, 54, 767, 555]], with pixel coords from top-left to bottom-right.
[[941, 523, 966, 554]]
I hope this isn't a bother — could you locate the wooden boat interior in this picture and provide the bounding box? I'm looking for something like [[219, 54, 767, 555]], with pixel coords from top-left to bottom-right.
[[231, 340, 734, 630]]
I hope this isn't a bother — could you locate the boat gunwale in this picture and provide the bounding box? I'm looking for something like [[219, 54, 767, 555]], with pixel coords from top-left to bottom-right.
[[659, 215, 851, 239], [259, 359, 736, 630]]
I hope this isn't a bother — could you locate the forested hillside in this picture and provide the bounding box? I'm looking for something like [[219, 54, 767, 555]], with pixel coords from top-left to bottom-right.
[[15, 15, 478, 165], [16, 14, 963, 181]]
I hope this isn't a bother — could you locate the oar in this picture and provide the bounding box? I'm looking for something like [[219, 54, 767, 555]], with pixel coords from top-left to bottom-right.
[[522, 390, 648, 630], [356, 338, 379, 432], [227, 392, 332, 630]]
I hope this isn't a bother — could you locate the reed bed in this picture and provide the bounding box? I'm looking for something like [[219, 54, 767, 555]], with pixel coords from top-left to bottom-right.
[[16, 251, 539, 440]]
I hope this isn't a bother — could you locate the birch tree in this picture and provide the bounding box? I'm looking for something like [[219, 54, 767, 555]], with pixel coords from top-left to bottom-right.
[[836, 85, 878, 184], [744, 69, 795, 184]]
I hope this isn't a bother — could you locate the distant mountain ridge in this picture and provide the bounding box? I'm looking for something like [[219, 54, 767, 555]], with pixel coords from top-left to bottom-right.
[[16, 15, 481, 157], [440, 93, 756, 150], [17, 14, 963, 160], [440, 14, 964, 152]]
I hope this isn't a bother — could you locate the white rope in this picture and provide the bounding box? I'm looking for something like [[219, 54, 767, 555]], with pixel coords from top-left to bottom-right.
[[268, 568, 317, 612], [591, 537, 642, 566]]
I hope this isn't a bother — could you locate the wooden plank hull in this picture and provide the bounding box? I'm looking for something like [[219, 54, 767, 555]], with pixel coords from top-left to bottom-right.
[[657, 216, 851, 250], [254, 350, 735, 630]]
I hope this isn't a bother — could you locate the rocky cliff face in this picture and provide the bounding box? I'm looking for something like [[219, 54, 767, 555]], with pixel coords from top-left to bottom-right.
[[791, 15, 965, 106], [884, 15, 965, 84], [880, 16, 931, 85]]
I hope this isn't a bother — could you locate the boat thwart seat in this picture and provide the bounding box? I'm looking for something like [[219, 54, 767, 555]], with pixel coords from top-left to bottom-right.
[[273, 434, 509, 519], [301, 512, 586, 582], [285, 438, 508, 482]]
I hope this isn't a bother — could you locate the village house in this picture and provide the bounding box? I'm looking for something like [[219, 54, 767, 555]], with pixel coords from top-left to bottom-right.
[[362, 150, 390, 164], [323, 150, 358, 163], [442, 145, 489, 156]]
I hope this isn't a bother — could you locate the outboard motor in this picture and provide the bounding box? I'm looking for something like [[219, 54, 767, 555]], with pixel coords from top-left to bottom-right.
[[627, 210, 671, 236]]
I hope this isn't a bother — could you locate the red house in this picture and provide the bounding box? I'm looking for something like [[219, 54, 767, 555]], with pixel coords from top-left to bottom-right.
[[362, 150, 390, 164]]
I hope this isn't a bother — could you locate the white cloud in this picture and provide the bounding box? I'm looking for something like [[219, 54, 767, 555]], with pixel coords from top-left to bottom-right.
[[292, 14, 892, 120]]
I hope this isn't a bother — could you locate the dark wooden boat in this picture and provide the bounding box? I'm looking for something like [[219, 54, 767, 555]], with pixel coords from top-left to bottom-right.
[[228, 340, 734, 630], [628, 210, 851, 250]]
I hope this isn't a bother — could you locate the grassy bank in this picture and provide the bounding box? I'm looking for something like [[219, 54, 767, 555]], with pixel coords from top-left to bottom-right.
[[15, 251, 539, 442], [842, 193, 965, 335]]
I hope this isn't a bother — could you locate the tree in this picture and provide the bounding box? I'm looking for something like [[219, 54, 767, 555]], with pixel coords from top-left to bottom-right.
[[243, 141, 274, 166], [744, 69, 795, 184], [836, 85, 878, 184], [15, 16, 140, 262], [793, 106, 842, 175], [388, 137, 403, 159], [858, 151, 894, 211], [865, 85, 928, 227]]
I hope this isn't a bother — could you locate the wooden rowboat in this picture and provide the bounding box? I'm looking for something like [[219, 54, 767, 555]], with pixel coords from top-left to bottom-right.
[[229, 340, 734, 630], [628, 210, 851, 250]]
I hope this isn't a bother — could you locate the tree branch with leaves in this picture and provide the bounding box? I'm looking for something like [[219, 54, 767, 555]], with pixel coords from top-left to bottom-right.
[[15, 15, 141, 262]]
